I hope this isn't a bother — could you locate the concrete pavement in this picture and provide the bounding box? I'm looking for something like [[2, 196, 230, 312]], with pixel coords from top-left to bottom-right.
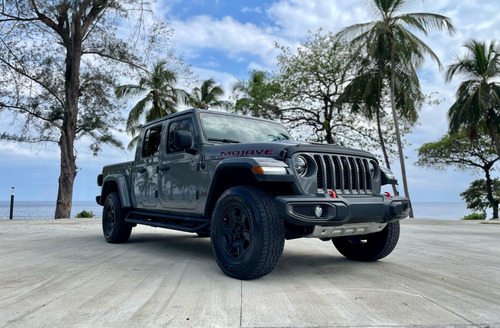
[[0, 218, 499, 328]]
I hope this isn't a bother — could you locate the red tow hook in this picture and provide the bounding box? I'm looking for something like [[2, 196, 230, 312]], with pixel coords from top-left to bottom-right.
[[384, 191, 392, 198], [328, 190, 337, 198]]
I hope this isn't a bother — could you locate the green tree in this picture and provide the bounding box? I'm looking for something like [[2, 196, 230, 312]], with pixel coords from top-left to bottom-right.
[[116, 61, 185, 150], [416, 131, 499, 218], [445, 40, 500, 157], [187, 78, 226, 109], [460, 179, 500, 219], [273, 31, 395, 155], [0, 1, 161, 218], [337, 0, 455, 217], [232, 70, 281, 120]]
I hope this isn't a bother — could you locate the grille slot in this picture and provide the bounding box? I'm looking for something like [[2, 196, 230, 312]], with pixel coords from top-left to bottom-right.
[[313, 154, 375, 195]]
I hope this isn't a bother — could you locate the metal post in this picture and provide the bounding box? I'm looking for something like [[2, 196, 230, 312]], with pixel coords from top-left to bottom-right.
[[9, 187, 14, 220]]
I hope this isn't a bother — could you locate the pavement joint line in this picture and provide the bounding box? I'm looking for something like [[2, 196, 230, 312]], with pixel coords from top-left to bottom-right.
[[361, 261, 485, 328], [400, 283, 481, 328], [240, 280, 243, 328]]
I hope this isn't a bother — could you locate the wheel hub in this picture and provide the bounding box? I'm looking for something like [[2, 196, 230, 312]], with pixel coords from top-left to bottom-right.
[[219, 207, 252, 259]]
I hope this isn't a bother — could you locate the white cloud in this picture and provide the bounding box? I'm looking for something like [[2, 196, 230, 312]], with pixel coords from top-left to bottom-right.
[[266, 0, 371, 38], [242, 6, 263, 14], [170, 15, 290, 67]]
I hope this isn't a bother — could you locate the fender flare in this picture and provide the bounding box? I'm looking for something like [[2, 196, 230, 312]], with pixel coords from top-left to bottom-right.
[[101, 174, 132, 208], [204, 157, 293, 217]]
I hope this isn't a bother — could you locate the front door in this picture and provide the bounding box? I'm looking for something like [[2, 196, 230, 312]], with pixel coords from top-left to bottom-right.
[[159, 117, 200, 212]]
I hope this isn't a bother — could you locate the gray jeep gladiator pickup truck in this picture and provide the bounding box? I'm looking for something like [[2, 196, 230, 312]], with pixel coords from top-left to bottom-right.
[[96, 108, 410, 279]]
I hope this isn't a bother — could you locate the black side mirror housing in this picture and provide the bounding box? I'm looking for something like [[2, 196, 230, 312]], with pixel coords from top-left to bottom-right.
[[174, 130, 196, 154]]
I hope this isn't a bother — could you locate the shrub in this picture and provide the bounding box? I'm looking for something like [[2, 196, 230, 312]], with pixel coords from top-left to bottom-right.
[[461, 213, 486, 221], [75, 210, 95, 218]]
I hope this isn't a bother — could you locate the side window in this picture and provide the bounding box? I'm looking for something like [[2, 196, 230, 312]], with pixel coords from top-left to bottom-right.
[[167, 118, 194, 153], [141, 125, 163, 157]]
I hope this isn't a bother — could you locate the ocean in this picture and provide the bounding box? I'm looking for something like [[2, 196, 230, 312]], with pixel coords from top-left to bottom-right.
[[0, 201, 103, 220], [0, 200, 485, 220]]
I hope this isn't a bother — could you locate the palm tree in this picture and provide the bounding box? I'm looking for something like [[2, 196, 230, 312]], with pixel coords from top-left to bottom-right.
[[115, 61, 185, 149], [342, 55, 422, 194], [446, 40, 500, 157], [337, 0, 455, 217], [233, 70, 281, 119], [187, 78, 226, 109]]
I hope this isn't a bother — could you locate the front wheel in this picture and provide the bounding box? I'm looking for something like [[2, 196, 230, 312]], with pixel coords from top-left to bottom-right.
[[102, 192, 133, 243], [332, 221, 400, 261], [210, 186, 285, 280]]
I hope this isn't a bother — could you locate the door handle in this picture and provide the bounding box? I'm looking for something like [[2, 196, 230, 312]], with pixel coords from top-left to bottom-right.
[[159, 165, 170, 171], [137, 167, 146, 173]]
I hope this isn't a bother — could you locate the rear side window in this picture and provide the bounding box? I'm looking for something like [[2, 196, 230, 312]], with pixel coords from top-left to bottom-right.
[[142, 125, 163, 157], [167, 118, 193, 153]]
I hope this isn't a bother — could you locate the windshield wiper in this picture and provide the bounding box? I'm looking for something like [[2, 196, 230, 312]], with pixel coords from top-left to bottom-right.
[[207, 138, 241, 144]]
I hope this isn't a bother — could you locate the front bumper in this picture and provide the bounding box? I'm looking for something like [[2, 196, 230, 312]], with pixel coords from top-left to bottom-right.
[[274, 194, 410, 227]]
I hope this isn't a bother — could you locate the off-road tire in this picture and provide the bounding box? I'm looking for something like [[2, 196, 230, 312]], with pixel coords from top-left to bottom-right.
[[210, 186, 285, 280], [332, 221, 400, 261], [102, 192, 133, 243]]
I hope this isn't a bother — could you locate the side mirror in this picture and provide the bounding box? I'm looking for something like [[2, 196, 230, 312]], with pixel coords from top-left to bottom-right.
[[174, 130, 196, 154]]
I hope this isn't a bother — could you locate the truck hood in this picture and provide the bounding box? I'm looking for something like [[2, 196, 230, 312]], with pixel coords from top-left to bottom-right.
[[203, 140, 376, 161]]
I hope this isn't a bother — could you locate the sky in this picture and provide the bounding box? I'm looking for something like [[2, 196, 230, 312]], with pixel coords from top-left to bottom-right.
[[1, 0, 499, 204]]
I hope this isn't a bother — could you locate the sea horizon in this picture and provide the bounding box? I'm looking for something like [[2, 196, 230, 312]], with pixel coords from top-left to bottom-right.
[[0, 200, 493, 220]]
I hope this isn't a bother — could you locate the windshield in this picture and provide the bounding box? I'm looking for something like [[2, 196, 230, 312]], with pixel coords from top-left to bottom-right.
[[200, 112, 291, 143]]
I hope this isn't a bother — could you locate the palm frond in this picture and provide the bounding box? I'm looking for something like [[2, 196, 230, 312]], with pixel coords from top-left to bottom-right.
[[393, 24, 441, 68], [126, 96, 150, 133], [127, 135, 140, 151], [115, 84, 146, 98], [336, 22, 376, 42], [395, 13, 455, 36]]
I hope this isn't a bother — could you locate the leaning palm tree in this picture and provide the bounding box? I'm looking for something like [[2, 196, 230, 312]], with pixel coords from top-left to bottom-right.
[[187, 78, 226, 109], [337, 0, 455, 217], [342, 55, 422, 195], [446, 40, 500, 158], [115, 61, 185, 149]]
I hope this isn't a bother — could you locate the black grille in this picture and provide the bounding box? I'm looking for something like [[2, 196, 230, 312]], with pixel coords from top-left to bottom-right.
[[313, 154, 374, 195]]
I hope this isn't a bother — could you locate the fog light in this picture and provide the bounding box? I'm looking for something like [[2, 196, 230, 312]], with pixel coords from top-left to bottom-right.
[[314, 205, 323, 218]]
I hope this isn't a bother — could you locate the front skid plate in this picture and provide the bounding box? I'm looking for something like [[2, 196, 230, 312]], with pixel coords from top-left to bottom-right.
[[307, 222, 387, 238]]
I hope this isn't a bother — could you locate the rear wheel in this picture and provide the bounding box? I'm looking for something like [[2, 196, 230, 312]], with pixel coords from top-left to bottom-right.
[[102, 192, 133, 243], [210, 186, 285, 280], [332, 221, 400, 261]]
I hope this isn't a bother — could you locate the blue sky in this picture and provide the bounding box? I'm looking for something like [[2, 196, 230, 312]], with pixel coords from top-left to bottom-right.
[[1, 0, 499, 204]]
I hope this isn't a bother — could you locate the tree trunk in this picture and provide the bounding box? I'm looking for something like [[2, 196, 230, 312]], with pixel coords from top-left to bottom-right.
[[487, 119, 500, 218], [388, 36, 413, 217], [493, 200, 499, 219], [55, 128, 77, 219], [54, 18, 82, 219], [484, 169, 499, 219], [324, 97, 334, 144], [376, 108, 398, 195], [489, 118, 500, 159]]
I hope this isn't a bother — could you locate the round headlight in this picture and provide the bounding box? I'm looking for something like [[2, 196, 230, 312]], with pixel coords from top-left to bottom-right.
[[294, 156, 308, 176]]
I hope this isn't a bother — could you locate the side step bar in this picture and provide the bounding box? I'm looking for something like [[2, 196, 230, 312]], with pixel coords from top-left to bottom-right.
[[125, 211, 210, 233]]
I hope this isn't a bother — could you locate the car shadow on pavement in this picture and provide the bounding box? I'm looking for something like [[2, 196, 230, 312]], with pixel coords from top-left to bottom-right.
[[125, 231, 214, 260], [88, 231, 399, 280]]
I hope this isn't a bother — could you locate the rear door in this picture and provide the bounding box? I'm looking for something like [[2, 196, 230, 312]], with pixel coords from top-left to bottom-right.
[[131, 123, 164, 209]]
